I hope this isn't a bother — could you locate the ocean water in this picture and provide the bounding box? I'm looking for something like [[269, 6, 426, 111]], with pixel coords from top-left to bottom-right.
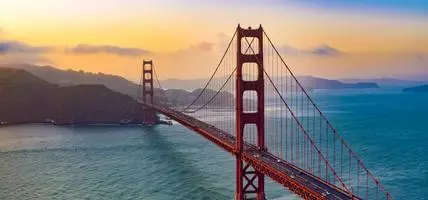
[[0, 89, 427, 200]]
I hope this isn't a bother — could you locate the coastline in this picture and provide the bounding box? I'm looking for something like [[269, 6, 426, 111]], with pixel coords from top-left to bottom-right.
[[0, 120, 172, 128]]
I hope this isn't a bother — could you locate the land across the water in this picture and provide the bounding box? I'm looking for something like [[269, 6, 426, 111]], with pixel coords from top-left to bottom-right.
[[0, 68, 153, 125], [4, 65, 421, 127], [2, 64, 382, 105], [0, 84, 153, 126], [0, 68, 227, 126], [403, 85, 428, 92]]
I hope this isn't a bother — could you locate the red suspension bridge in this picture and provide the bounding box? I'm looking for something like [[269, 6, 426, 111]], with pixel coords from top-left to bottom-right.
[[138, 25, 391, 200]]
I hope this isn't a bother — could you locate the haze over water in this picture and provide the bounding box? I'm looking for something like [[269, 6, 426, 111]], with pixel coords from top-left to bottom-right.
[[0, 89, 427, 200]]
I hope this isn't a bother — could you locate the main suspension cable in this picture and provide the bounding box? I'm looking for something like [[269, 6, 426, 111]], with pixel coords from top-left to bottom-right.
[[153, 64, 163, 90], [183, 67, 237, 113], [241, 33, 350, 192], [179, 30, 237, 112], [262, 30, 390, 196]]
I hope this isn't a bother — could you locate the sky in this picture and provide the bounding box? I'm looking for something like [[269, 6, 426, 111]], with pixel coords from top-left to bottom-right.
[[0, 0, 427, 81]]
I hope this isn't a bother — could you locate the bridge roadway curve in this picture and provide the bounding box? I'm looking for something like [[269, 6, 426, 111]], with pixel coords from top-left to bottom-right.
[[140, 102, 359, 200]]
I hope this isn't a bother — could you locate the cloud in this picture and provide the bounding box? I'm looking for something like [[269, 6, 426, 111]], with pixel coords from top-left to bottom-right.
[[170, 41, 217, 56], [152, 41, 221, 79], [66, 44, 151, 57], [309, 45, 342, 56], [416, 55, 426, 63], [216, 32, 233, 52], [0, 40, 53, 65], [0, 41, 53, 54], [278, 44, 302, 56], [194, 42, 214, 52], [279, 44, 342, 57], [217, 32, 228, 41]]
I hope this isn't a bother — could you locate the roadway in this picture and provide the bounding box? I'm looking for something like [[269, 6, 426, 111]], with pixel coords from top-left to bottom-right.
[[140, 102, 358, 200]]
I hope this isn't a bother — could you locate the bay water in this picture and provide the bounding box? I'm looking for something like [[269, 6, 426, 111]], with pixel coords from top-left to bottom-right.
[[0, 89, 427, 199]]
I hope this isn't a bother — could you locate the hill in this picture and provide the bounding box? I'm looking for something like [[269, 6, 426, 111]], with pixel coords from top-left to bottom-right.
[[0, 64, 234, 107], [162, 76, 379, 91], [402, 85, 428, 92], [340, 78, 427, 88], [0, 65, 379, 110], [164, 88, 234, 107], [0, 64, 168, 103], [0, 68, 51, 86], [0, 68, 154, 125], [297, 76, 379, 89]]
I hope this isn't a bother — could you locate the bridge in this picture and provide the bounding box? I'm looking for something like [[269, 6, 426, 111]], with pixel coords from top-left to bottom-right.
[[138, 25, 391, 200]]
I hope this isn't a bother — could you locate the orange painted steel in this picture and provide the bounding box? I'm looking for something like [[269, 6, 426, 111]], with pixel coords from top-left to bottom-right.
[[141, 102, 355, 200]]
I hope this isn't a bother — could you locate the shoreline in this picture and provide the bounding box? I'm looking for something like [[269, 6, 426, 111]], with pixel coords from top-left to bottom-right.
[[0, 120, 172, 128]]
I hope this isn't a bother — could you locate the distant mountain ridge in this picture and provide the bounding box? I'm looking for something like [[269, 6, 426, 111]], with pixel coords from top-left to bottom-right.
[[0, 64, 236, 107], [402, 85, 428, 92], [297, 76, 379, 89], [0, 68, 51, 86], [0, 68, 153, 125], [2, 64, 384, 93], [161, 76, 380, 91], [1, 64, 142, 98], [340, 78, 427, 88]]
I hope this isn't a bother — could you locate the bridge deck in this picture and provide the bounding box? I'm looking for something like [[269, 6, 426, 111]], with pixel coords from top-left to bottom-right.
[[141, 102, 357, 200]]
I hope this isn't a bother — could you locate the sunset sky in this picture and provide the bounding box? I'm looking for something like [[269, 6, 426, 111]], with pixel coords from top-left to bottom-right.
[[1, 0, 427, 82]]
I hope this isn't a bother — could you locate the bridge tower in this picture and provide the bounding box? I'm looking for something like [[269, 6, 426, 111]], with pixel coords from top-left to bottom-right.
[[235, 25, 265, 200], [141, 60, 157, 125]]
